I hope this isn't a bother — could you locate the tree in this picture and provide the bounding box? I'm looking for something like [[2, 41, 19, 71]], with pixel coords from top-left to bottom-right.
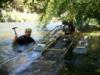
[[0, 0, 100, 29], [39, 0, 100, 28]]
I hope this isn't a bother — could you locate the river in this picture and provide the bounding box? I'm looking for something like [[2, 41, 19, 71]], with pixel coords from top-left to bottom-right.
[[0, 22, 46, 75]]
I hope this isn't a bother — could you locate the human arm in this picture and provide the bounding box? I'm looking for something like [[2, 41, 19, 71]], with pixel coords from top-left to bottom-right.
[[13, 35, 18, 45]]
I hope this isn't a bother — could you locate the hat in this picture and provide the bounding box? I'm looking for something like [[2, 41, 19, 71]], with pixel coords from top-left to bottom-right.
[[25, 28, 32, 32]]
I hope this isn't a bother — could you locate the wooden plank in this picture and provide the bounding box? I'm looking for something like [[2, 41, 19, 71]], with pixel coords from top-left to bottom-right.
[[47, 48, 66, 51]]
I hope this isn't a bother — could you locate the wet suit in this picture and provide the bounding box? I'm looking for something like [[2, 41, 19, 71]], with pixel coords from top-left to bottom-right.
[[16, 35, 35, 45]]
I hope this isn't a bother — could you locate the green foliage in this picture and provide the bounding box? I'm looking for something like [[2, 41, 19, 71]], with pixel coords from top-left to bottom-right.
[[39, 0, 100, 28], [0, 0, 13, 10], [0, 0, 100, 29], [0, 9, 40, 22]]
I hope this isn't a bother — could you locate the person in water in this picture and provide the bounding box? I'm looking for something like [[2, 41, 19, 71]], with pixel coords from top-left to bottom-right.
[[62, 20, 75, 35], [13, 28, 35, 46]]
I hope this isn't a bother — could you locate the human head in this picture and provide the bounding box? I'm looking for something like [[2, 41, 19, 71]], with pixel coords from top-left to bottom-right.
[[25, 28, 32, 37], [62, 20, 68, 25]]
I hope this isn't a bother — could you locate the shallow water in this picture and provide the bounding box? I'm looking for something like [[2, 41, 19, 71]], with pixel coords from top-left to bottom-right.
[[0, 23, 45, 75]]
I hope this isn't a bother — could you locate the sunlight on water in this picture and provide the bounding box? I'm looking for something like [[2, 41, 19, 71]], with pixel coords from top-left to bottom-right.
[[0, 22, 46, 75]]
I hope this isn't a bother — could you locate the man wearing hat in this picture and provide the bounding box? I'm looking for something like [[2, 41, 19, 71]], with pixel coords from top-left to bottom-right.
[[13, 28, 35, 45]]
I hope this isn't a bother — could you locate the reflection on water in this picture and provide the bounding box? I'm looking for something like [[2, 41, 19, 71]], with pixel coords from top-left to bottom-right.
[[6, 49, 41, 75], [0, 38, 14, 64], [0, 38, 44, 75], [0, 43, 43, 75], [0, 23, 45, 75]]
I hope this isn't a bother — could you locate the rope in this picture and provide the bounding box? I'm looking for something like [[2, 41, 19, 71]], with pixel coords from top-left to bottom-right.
[[0, 45, 34, 68]]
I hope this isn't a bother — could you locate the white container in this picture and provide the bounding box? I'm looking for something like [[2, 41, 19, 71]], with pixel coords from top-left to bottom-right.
[[73, 46, 88, 54]]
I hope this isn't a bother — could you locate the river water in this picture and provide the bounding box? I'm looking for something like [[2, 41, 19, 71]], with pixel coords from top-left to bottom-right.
[[0, 22, 46, 75]]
